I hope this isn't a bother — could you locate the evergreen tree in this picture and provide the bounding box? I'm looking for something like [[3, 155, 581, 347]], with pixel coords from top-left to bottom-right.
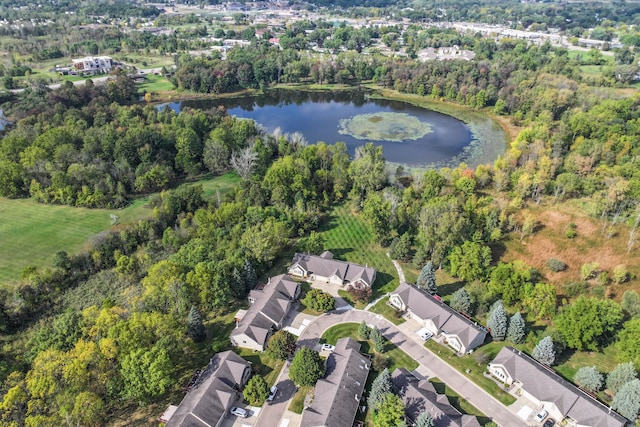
[[415, 412, 435, 427], [607, 362, 638, 394], [358, 321, 370, 340], [612, 379, 640, 420], [574, 366, 604, 393], [243, 259, 257, 290], [370, 326, 385, 353], [368, 368, 392, 411], [487, 300, 507, 341], [506, 312, 526, 344], [417, 261, 437, 294], [187, 306, 206, 342], [450, 287, 472, 314], [532, 336, 555, 366]]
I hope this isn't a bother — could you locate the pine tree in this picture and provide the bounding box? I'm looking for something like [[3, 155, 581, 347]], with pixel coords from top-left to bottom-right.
[[506, 312, 526, 344], [487, 300, 507, 341], [358, 321, 370, 340], [574, 366, 604, 393], [187, 306, 206, 342], [532, 336, 555, 366], [612, 379, 640, 420], [370, 326, 385, 353], [607, 362, 638, 394], [415, 412, 435, 427], [367, 368, 392, 411], [417, 262, 437, 294], [450, 287, 472, 314]]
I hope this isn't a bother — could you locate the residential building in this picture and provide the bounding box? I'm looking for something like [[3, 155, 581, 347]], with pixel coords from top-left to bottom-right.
[[301, 337, 370, 427], [164, 351, 251, 427], [71, 56, 114, 74], [389, 283, 487, 354], [392, 368, 480, 427], [230, 274, 300, 351], [488, 347, 628, 427], [288, 251, 376, 288]]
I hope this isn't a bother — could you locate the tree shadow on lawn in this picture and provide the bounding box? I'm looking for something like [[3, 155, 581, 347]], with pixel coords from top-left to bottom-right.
[[327, 247, 356, 260], [437, 280, 465, 297], [239, 353, 274, 379], [372, 271, 396, 298]]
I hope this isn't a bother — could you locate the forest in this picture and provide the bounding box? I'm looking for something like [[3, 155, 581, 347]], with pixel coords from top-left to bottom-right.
[[1, 0, 640, 425]]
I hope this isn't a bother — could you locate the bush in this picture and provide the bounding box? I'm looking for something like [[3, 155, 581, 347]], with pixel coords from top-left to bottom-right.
[[546, 258, 567, 272], [566, 222, 577, 238], [347, 285, 372, 304], [373, 353, 389, 371], [564, 281, 588, 297], [302, 288, 335, 312]]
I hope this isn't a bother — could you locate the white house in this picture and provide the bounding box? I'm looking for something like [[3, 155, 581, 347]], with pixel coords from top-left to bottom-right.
[[72, 56, 114, 74], [288, 251, 376, 288], [389, 282, 487, 354], [230, 274, 300, 351], [488, 347, 627, 427]]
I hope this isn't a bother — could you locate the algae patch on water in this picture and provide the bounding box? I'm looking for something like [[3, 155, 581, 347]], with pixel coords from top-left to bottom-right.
[[338, 112, 433, 142]]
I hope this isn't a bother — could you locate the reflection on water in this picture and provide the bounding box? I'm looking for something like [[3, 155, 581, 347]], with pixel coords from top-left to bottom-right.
[[158, 90, 506, 169]]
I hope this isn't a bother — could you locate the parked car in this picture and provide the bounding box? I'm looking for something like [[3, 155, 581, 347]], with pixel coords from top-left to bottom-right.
[[267, 385, 278, 402], [542, 419, 555, 427], [230, 407, 248, 418], [321, 343, 335, 352], [417, 329, 433, 341], [534, 410, 548, 423]]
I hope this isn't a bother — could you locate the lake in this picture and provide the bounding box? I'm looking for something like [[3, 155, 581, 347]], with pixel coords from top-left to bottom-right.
[[160, 90, 506, 169]]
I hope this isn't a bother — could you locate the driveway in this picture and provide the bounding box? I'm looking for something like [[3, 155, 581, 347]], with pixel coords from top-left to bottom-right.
[[253, 362, 299, 427], [297, 309, 524, 427], [307, 279, 352, 310]]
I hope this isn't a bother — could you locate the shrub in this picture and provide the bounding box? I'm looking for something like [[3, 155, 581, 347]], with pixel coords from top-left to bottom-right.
[[302, 288, 335, 312], [566, 222, 577, 238], [546, 258, 567, 272], [373, 353, 389, 371], [347, 285, 372, 304], [564, 281, 588, 297]]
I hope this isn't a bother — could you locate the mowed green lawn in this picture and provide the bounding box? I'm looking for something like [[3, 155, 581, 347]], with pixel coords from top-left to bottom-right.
[[0, 173, 240, 286], [318, 204, 399, 297]]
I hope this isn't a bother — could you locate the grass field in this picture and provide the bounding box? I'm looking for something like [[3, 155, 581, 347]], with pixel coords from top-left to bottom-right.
[[0, 173, 239, 286], [317, 204, 399, 297], [138, 73, 175, 94]]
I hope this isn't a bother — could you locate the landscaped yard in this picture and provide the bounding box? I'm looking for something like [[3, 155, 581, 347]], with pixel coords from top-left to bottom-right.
[[321, 322, 418, 373], [429, 377, 492, 425], [289, 385, 312, 414], [368, 297, 405, 325], [234, 348, 284, 387], [318, 204, 399, 298]]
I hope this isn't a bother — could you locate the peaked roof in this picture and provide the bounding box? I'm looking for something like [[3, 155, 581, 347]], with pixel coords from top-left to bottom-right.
[[231, 274, 299, 347], [490, 347, 627, 427], [392, 368, 480, 427], [301, 338, 370, 427], [167, 351, 250, 427], [393, 283, 486, 349], [290, 253, 376, 286]]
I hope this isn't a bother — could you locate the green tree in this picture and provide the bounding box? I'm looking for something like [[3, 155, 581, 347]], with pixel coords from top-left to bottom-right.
[[612, 379, 640, 420], [71, 391, 104, 427], [574, 366, 604, 393], [415, 412, 435, 427], [266, 330, 297, 361], [362, 192, 392, 245], [447, 241, 491, 282], [289, 347, 324, 387], [370, 326, 385, 353], [450, 287, 473, 314], [358, 321, 370, 340], [622, 291, 640, 318], [522, 282, 556, 320], [532, 336, 555, 366], [608, 363, 639, 395], [506, 312, 526, 344], [368, 368, 392, 411], [349, 143, 387, 201], [302, 289, 335, 313], [389, 233, 412, 262], [301, 231, 325, 255], [375, 393, 405, 427], [187, 306, 206, 342], [487, 300, 507, 341], [488, 261, 532, 306], [416, 261, 437, 294], [241, 217, 289, 266], [120, 344, 173, 403], [243, 375, 269, 406], [555, 297, 623, 351], [617, 318, 640, 369]]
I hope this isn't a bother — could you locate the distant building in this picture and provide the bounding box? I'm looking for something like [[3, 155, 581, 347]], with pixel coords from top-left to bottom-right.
[[488, 347, 628, 427], [164, 351, 251, 427], [392, 367, 480, 427], [71, 56, 113, 74], [230, 274, 300, 351], [301, 337, 370, 427], [288, 251, 376, 288], [389, 283, 487, 354]]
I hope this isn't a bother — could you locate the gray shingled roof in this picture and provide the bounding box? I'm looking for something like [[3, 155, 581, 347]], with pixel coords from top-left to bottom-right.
[[167, 351, 250, 427], [290, 253, 376, 287], [392, 368, 480, 427], [490, 347, 628, 427], [231, 274, 299, 347], [301, 338, 370, 427], [393, 283, 486, 349]]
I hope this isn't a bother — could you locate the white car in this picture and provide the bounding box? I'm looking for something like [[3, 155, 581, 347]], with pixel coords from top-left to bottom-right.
[[267, 385, 278, 402], [230, 407, 248, 418], [321, 343, 335, 352], [417, 329, 433, 341], [534, 409, 548, 423]]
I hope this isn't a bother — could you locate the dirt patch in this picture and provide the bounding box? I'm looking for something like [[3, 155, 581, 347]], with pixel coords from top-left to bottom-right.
[[502, 201, 640, 300]]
